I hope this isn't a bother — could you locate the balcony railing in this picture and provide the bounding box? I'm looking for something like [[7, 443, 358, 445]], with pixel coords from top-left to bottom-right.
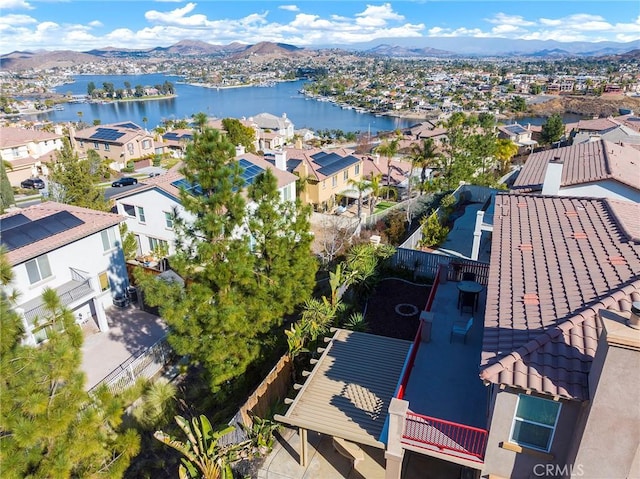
[[402, 411, 488, 462], [22, 278, 95, 324]]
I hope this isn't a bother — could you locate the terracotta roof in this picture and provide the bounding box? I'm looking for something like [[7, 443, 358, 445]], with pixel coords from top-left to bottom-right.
[[0, 126, 61, 149], [513, 139, 640, 192], [575, 118, 619, 132], [286, 147, 361, 181], [480, 193, 640, 400], [1, 202, 124, 266]]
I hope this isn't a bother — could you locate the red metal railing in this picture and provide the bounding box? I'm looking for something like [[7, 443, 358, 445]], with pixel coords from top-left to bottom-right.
[[402, 411, 488, 462], [395, 264, 443, 400]]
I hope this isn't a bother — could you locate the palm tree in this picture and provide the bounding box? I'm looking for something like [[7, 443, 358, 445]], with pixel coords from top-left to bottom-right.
[[367, 173, 395, 215], [346, 178, 370, 219], [192, 112, 208, 132], [154, 415, 235, 479], [374, 136, 400, 196], [142, 116, 148, 130], [409, 138, 439, 196], [495, 139, 519, 175]]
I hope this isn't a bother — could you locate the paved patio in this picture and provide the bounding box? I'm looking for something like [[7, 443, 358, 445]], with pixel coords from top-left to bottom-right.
[[81, 304, 168, 390]]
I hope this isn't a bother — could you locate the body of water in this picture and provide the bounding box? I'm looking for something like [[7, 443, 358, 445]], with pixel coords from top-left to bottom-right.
[[27, 74, 414, 134]]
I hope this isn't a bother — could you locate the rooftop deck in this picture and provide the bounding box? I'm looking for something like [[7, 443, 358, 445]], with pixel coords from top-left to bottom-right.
[[402, 279, 489, 430]]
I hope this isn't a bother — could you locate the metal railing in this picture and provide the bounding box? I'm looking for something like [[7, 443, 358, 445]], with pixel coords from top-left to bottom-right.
[[88, 337, 173, 394], [403, 411, 488, 462]]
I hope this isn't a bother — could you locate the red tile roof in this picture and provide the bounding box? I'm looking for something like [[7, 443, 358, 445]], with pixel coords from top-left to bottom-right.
[[513, 139, 640, 192], [480, 193, 640, 400], [0, 126, 61, 149], [1, 202, 124, 266]]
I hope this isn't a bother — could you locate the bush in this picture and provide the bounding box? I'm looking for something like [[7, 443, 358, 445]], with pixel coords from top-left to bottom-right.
[[418, 213, 450, 248]]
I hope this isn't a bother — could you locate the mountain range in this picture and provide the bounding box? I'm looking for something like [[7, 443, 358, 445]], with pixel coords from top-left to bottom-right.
[[1, 38, 638, 71]]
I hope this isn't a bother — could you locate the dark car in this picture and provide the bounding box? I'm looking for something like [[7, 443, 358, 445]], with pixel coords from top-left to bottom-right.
[[20, 178, 45, 189], [111, 177, 138, 187]]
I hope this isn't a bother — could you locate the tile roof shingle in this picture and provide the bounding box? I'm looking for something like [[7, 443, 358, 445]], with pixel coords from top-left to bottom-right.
[[480, 193, 640, 400]]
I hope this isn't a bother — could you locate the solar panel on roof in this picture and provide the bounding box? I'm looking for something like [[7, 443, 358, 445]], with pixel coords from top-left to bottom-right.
[[0, 211, 84, 251], [312, 152, 343, 167], [164, 133, 179, 140], [317, 155, 360, 177], [171, 178, 203, 196], [238, 158, 265, 186], [115, 122, 139, 130], [0, 213, 31, 232], [506, 125, 527, 135], [89, 128, 125, 142]]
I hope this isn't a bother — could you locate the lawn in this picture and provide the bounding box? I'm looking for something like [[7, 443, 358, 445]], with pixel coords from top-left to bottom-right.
[[374, 201, 396, 214]]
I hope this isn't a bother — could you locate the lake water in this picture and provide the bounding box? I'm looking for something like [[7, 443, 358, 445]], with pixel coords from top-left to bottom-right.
[[28, 74, 415, 134]]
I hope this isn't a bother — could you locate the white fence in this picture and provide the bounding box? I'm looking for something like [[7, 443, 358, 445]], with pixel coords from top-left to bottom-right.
[[89, 337, 173, 395]]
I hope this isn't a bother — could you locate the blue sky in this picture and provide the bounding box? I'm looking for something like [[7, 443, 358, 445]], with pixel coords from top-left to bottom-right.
[[1, 0, 639, 53]]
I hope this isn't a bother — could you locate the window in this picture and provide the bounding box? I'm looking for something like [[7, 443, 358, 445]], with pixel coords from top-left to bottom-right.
[[137, 206, 145, 223], [12, 147, 20, 158], [101, 227, 117, 251], [26, 256, 52, 284], [510, 395, 561, 452], [127, 143, 134, 155], [344, 170, 349, 181], [164, 211, 174, 229], [79, 141, 84, 149], [322, 180, 326, 190], [142, 139, 151, 149], [355, 164, 360, 175], [94, 142, 99, 149], [283, 184, 291, 201], [148, 237, 168, 252], [332, 176, 337, 188], [104, 143, 110, 151], [98, 271, 110, 292], [122, 204, 135, 217]]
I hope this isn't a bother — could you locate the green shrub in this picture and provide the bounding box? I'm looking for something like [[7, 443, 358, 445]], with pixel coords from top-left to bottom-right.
[[418, 213, 450, 248]]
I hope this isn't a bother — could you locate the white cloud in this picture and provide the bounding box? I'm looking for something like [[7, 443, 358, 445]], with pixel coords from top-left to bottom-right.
[[486, 13, 535, 27], [0, 13, 37, 26], [0, 0, 33, 10], [89, 20, 103, 28], [279, 5, 299, 12]]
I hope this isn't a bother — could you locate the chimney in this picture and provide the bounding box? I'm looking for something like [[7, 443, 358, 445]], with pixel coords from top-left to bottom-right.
[[295, 138, 302, 149], [275, 149, 287, 171], [541, 157, 563, 195], [375, 153, 380, 165], [235, 144, 245, 156]]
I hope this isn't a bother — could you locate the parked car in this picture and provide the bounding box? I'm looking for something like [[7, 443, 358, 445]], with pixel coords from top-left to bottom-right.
[[148, 172, 161, 178], [20, 178, 45, 189], [111, 177, 138, 187]]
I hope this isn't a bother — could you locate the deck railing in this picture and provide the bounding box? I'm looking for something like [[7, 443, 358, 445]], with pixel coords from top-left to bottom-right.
[[396, 265, 442, 400], [88, 337, 173, 394], [403, 411, 488, 462]]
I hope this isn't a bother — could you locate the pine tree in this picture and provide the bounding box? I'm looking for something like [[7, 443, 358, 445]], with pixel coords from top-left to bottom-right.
[[0, 161, 15, 213], [541, 114, 565, 145], [49, 138, 108, 211], [0, 251, 140, 478]]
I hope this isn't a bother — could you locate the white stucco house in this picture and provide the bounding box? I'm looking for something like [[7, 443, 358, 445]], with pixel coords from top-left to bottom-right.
[[0, 202, 128, 345], [110, 148, 297, 258], [0, 126, 64, 185]]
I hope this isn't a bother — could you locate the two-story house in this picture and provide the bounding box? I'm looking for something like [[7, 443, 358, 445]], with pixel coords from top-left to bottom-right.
[[0, 126, 63, 185], [280, 147, 364, 212], [110, 148, 297, 258], [250, 112, 295, 142], [497, 123, 538, 155], [71, 122, 155, 171], [0, 202, 128, 345]]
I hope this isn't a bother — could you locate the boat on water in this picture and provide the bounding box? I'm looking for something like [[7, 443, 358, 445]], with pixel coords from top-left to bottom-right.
[[53, 105, 65, 111]]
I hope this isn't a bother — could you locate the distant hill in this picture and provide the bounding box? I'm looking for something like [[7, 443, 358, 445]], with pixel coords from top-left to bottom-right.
[[366, 44, 453, 57], [1, 38, 639, 71], [230, 41, 306, 60]]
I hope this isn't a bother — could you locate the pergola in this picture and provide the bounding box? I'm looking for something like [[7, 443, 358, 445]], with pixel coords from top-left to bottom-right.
[[275, 329, 412, 466]]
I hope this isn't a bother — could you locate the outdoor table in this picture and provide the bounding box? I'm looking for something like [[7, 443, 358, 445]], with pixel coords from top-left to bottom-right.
[[457, 281, 483, 312]]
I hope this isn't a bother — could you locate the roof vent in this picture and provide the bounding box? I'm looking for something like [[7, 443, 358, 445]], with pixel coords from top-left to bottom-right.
[[565, 210, 579, 217], [572, 232, 588, 239], [519, 244, 534, 252]]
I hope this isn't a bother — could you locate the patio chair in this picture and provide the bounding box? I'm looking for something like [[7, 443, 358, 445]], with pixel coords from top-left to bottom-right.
[[462, 272, 476, 281], [450, 317, 473, 343]]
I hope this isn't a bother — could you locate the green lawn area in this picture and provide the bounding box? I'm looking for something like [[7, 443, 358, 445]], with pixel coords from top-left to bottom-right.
[[374, 201, 396, 213]]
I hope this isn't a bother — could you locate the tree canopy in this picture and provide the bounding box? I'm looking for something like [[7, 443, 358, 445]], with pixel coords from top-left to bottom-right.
[[0, 250, 139, 478], [222, 117, 257, 153], [540, 113, 565, 145], [49, 138, 108, 211], [135, 127, 316, 394]]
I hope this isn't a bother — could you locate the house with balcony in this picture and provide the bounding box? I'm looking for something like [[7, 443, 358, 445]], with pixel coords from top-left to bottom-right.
[[110, 148, 297, 259], [160, 129, 194, 158], [0, 126, 63, 185], [250, 112, 295, 142], [71, 122, 155, 171], [0, 202, 128, 345], [280, 147, 364, 212], [274, 190, 639, 479]]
